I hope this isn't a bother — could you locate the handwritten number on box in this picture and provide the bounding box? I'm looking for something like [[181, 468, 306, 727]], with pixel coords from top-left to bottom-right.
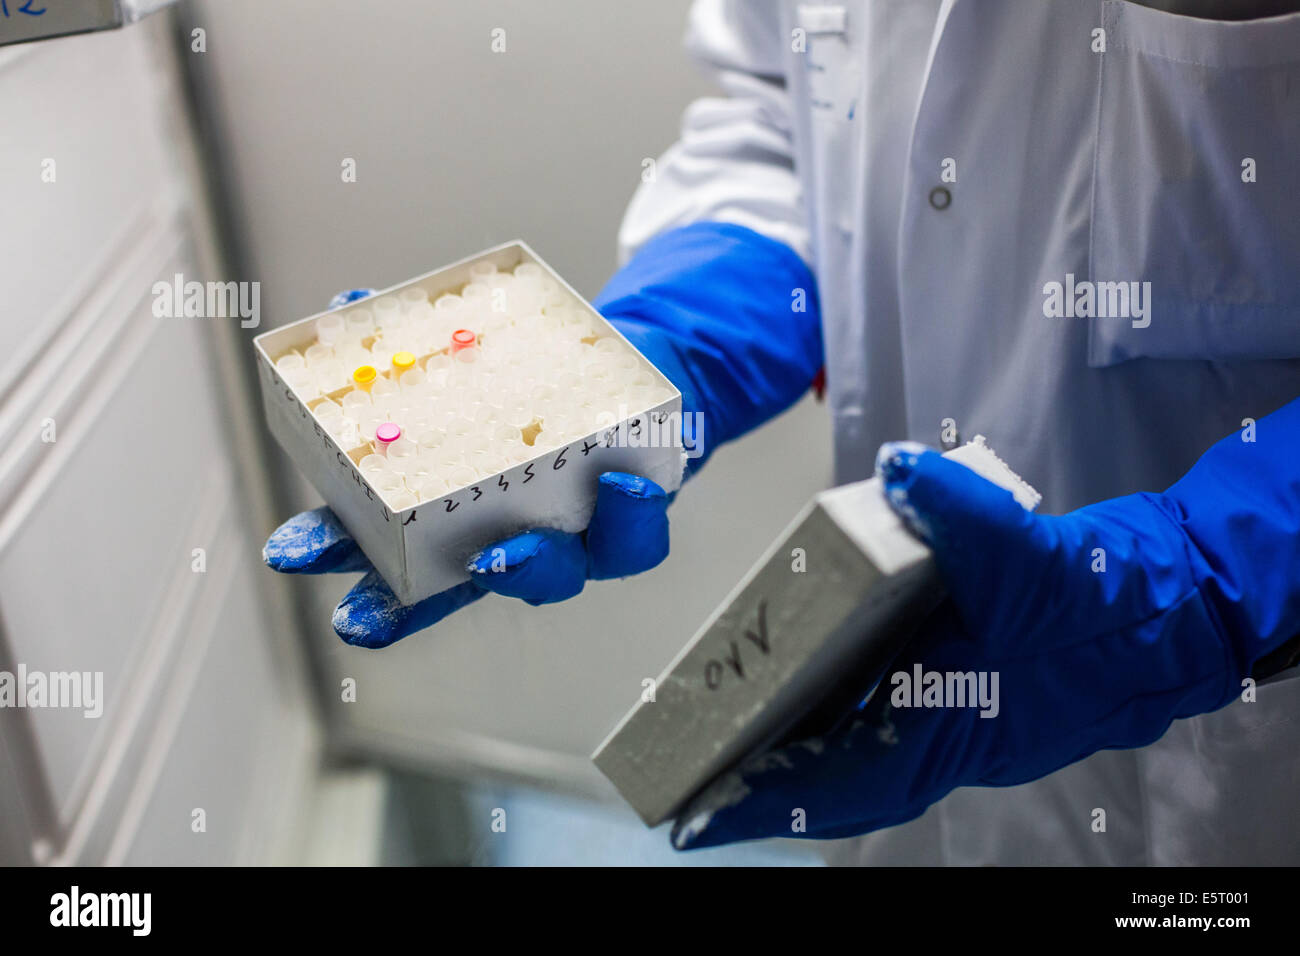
[[1, 1, 48, 18]]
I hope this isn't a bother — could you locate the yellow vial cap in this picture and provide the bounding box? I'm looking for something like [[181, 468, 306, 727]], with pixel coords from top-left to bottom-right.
[[391, 351, 417, 373], [352, 365, 377, 390]]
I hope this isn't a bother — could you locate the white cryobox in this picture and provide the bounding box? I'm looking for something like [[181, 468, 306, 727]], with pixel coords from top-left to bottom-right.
[[592, 438, 1039, 828], [255, 242, 686, 605]]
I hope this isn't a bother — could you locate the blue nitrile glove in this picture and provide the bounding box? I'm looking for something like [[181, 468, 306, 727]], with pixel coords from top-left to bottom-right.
[[263, 222, 824, 647], [672, 397, 1300, 848]]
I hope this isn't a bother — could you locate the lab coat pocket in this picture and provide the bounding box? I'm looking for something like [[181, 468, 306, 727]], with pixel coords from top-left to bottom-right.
[[1087, 2, 1300, 368], [797, 4, 857, 119], [796, 3, 862, 235]]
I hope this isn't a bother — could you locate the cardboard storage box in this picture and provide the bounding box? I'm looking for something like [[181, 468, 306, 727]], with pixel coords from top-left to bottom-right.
[[592, 438, 1039, 827], [255, 241, 685, 605]]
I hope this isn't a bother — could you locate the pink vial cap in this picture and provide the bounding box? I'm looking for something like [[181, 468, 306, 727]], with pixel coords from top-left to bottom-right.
[[375, 422, 402, 444], [450, 329, 477, 353]]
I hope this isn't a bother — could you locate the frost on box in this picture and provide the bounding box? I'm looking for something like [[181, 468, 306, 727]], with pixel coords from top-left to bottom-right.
[[255, 242, 686, 604]]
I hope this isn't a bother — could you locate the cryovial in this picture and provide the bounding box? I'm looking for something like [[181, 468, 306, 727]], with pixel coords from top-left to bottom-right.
[[388, 455, 423, 479], [433, 294, 465, 324], [315, 313, 345, 345], [358, 411, 387, 444], [359, 454, 390, 477], [390, 350, 417, 377], [352, 365, 378, 392], [399, 369, 429, 399], [450, 328, 478, 352], [314, 399, 344, 432], [370, 375, 401, 410], [341, 388, 373, 414], [445, 417, 476, 444], [371, 470, 404, 495], [372, 295, 401, 326], [503, 402, 534, 430], [610, 352, 639, 374], [385, 436, 419, 463], [461, 282, 491, 306], [538, 280, 567, 311], [468, 260, 497, 282], [304, 343, 334, 365], [336, 343, 371, 372], [401, 407, 430, 432], [416, 477, 449, 502], [483, 272, 513, 292], [344, 308, 375, 339], [425, 353, 452, 382], [482, 309, 512, 334], [399, 286, 429, 311], [469, 450, 508, 478], [427, 445, 462, 471], [461, 434, 492, 459], [373, 422, 402, 452], [492, 423, 523, 448], [463, 401, 494, 426], [411, 428, 443, 456], [315, 362, 348, 394], [387, 490, 419, 511], [505, 443, 535, 465], [446, 464, 477, 489], [407, 301, 437, 327], [281, 366, 319, 400]]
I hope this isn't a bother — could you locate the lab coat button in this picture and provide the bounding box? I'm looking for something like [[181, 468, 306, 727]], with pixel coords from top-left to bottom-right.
[[928, 186, 951, 211]]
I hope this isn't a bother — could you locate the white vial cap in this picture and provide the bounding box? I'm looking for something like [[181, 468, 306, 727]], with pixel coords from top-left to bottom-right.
[[345, 308, 375, 335], [316, 313, 345, 344], [446, 464, 477, 488], [388, 490, 419, 511], [399, 286, 429, 309], [359, 454, 390, 474], [371, 470, 404, 493], [416, 477, 449, 502], [469, 260, 498, 281]]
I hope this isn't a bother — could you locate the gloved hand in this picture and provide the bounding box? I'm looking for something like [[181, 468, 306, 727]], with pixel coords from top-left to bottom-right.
[[263, 222, 824, 647], [673, 398, 1300, 848]]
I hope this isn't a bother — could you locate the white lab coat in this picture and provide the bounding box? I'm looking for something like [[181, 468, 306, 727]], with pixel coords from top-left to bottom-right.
[[619, 0, 1300, 864]]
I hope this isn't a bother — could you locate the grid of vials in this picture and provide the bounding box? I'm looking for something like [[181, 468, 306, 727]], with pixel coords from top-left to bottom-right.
[[271, 260, 674, 511]]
